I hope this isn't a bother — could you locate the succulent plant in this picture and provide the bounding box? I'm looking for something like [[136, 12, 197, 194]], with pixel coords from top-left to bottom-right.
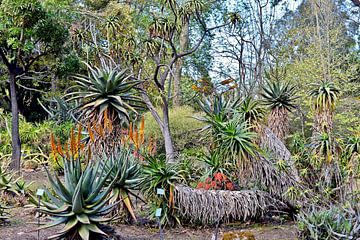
[[0, 164, 18, 195], [101, 149, 143, 221], [67, 60, 143, 125], [38, 157, 116, 240], [261, 81, 297, 140]]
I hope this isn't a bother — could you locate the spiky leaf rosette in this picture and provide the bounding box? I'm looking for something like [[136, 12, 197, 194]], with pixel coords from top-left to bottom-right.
[[37, 157, 116, 240], [214, 117, 257, 169], [195, 94, 241, 135], [101, 149, 143, 221], [67, 60, 144, 125], [261, 81, 297, 140], [238, 96, 265, 127], [310, 81, 340, 133], [141, 155, 185, 226]]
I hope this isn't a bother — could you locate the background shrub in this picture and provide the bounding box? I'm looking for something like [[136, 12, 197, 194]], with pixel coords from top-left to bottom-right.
[[144, 106, 205, 153]]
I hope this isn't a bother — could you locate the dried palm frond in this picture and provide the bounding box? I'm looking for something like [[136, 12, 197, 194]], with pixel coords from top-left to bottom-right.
[[242, 153, 300, 202], [174, 185, 290, 225], [259, 127, 300, 181]]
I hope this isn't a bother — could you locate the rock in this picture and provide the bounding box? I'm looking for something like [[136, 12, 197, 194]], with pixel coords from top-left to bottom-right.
[[222, 231, 255, 240]]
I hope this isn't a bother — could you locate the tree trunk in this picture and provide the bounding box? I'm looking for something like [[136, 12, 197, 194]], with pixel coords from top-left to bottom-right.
[[162, 103, 175, 163], [9, 71, 21, 172], [173, 20, 189, 106]]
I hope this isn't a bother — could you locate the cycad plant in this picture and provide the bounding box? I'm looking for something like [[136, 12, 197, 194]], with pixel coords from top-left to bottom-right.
[[309, 81, 340, 134], [261, 81, 297, 141], [101, 149, 142, 222], [68, 60, 143, 126], [38, 156, 116, 240]]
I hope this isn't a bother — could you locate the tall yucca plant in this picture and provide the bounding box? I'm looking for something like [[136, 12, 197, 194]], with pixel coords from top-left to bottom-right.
[[67, 60, 143, 125], [261, 81, 297, 141], [310, 81, 340, 133]]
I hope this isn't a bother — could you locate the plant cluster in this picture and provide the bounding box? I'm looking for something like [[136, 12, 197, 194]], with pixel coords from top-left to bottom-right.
[[196, 172, 234, 191], [297, 204, 360, 240]]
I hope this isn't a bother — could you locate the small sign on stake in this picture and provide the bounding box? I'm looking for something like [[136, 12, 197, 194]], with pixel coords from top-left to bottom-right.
[[36, 189, 45, 197], [156, 188, 165, 195], [155, 208, 162, 217]]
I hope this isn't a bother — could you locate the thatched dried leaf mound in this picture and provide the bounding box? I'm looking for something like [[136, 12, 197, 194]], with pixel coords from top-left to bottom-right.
[[174, 185, 289, 225]]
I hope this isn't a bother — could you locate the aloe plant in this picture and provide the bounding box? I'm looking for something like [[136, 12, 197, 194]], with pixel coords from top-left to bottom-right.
[[67, 60, 143, 125], [38, 157, 116, 240], [101, 149, 142, 221]]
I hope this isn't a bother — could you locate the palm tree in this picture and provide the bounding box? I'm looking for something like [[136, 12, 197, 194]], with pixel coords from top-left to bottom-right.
[[309, 81, 340, 134], [261, 81, 297, 141]]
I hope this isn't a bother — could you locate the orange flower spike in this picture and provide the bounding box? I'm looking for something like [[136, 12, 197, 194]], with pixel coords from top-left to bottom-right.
[[87, 123, 95, 142], [140, 116, 145, 144], [169, 185, 175, 209], [129, 122, 133, 141], [64, 142, 70, 159], [57, 138, 64, 157], [134, 128, 139, 149], [87, 145, 92, 163], [50, 133, 57, 155], [70, 128, 75, 156], [76, 125, 82, 154]]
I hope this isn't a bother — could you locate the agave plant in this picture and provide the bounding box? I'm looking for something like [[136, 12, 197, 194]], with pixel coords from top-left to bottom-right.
[[310, 81, 340, 133], [261, 81, 297, 141], [38, 157, 116, 240], [67, 60, 143, 125], [101, 149, 142, 221], [38, 97, 78, 124]]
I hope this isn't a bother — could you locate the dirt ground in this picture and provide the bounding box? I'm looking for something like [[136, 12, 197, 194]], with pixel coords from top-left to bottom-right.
[[0, 208, 298, 240], [0, 169, 298, 240]]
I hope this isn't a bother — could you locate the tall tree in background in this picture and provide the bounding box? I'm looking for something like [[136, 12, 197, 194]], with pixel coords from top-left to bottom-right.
[[0, 0, 68, 171]]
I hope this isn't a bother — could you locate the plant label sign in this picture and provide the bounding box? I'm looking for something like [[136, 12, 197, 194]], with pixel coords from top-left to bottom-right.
[[155, 208, 162, 217], [36, 189, 45, 197], [156, 188, 165, 195]]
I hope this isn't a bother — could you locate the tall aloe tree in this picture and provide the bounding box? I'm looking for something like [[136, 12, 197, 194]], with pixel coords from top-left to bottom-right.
[[68, 60, 143, 126], [261, 81, 297, 141], [309, 81, 340, 134]]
